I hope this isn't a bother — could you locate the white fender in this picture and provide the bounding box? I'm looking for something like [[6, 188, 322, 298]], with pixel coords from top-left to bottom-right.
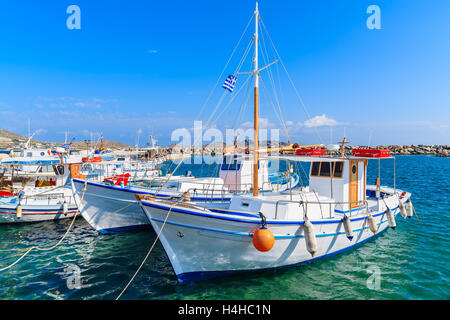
[[385, 208, 396, 229], [367, 214, 378, 234], [303, 217, 317, 257], [16, 205, 22, 219], [399, 202, 407, 219], [342, 215, 354, 241], [406, 201, 414, 218], [63, 201, 68, 216]]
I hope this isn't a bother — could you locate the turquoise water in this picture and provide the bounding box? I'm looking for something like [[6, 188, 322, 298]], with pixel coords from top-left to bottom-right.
[[0, 155, 449, 299]]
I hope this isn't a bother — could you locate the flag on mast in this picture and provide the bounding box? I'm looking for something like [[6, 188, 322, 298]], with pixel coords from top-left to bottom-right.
[[222, 75, 237, 92]]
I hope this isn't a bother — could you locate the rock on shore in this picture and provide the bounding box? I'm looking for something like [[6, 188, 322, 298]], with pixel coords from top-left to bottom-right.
[[337, 145, 450, 157]]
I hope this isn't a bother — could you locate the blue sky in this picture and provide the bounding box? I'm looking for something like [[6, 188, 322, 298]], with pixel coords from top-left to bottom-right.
[[0, 0, 449, 146]]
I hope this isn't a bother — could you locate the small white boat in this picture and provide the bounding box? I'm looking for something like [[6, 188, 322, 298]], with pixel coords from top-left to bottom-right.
[[0, 188, 78, 223], [0, 163, 78, 224]]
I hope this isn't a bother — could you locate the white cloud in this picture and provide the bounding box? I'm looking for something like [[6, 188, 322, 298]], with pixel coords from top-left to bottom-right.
[[304, 114, 338, 128], [148, 49, 158, 54], [241, 118, 275, 129]]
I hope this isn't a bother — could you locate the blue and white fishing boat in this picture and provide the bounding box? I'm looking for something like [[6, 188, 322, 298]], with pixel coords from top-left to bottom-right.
[[137, 3, 415, 283]]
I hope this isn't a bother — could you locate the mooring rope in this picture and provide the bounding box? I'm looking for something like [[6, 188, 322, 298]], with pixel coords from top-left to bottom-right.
[[115, 197, 182, 300], [0, 179, 86, 270]]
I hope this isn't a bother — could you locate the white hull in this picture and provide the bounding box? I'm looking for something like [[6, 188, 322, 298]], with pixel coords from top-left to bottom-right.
[[73, 179, 150, 233], [0, 203, 78, 223], [0, 187, 78, 224], [140, 193, 409, 283]]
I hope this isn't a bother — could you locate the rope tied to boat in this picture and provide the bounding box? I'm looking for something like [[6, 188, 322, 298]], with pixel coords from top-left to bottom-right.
[[115, 196, 184, 300], [258, 211, 267, 228], [0, 179, 87, 270]]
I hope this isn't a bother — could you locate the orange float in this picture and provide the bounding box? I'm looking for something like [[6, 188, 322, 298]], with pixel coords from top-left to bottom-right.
[[252, 227, 275, 252]]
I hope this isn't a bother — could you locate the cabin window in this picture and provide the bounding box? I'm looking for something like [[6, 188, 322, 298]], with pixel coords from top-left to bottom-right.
[[333, 162, 344, 178], [221, 159, 241, 171], [319, 162, 331, 177], [39, 165, 53, 173], [311, 161, 344, 178], [53, 165, 64, 175], [311, 162, 320, 176]]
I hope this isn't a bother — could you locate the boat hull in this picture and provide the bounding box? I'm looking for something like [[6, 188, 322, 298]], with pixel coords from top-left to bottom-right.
[[0, 203, 78, 223], [73, 179, 150, 233], [140, 197, 407, 283]]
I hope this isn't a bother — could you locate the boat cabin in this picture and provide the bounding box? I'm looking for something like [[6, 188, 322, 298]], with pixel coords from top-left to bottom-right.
[[0, 163, 71, 191], [219, 154, 270, 192], [308, 158, 367, 213]]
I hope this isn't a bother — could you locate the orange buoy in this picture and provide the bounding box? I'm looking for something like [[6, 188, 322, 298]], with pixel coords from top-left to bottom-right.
[[252, 227, 275, 252]]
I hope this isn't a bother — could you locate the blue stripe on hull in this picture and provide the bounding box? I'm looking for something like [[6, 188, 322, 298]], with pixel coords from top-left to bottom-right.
[[150, 216, 389, 239], [142, 200, 404, 225]]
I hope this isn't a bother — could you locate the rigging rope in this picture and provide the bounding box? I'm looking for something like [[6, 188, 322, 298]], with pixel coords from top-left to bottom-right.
[[195, 13, 254, 121], [259, 17, 325, 146]]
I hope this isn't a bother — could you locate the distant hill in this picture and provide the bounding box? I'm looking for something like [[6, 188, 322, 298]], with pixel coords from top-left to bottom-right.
[[0, 128, 131, 150], [0, 129, 43, 149], [66, 140, 131, 150]]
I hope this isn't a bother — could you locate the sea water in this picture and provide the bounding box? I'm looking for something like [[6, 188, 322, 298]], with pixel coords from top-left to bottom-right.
[[0, 155, 448, 299]]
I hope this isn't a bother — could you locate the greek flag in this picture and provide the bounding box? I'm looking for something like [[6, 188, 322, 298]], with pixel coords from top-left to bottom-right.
[[61, 143, 71, 150], [223, 75, 237, 92]]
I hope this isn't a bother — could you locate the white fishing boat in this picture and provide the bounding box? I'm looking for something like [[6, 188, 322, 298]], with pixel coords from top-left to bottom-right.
[[136, 3, 415, 283], [0, 163, 78, 223], [72, 154, 298, 233]]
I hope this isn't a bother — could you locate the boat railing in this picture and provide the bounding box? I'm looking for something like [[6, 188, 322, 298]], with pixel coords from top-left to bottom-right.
[[21, 192, 73, 205], [274, 199, 370, 219], [180, 180, 284, 198]]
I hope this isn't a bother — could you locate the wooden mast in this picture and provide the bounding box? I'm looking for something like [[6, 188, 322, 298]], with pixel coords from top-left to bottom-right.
[[252, 2, 259, 197]]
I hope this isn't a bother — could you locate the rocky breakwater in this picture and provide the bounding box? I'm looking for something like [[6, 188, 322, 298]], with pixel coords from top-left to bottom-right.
[[343, 145, 450, 157]]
